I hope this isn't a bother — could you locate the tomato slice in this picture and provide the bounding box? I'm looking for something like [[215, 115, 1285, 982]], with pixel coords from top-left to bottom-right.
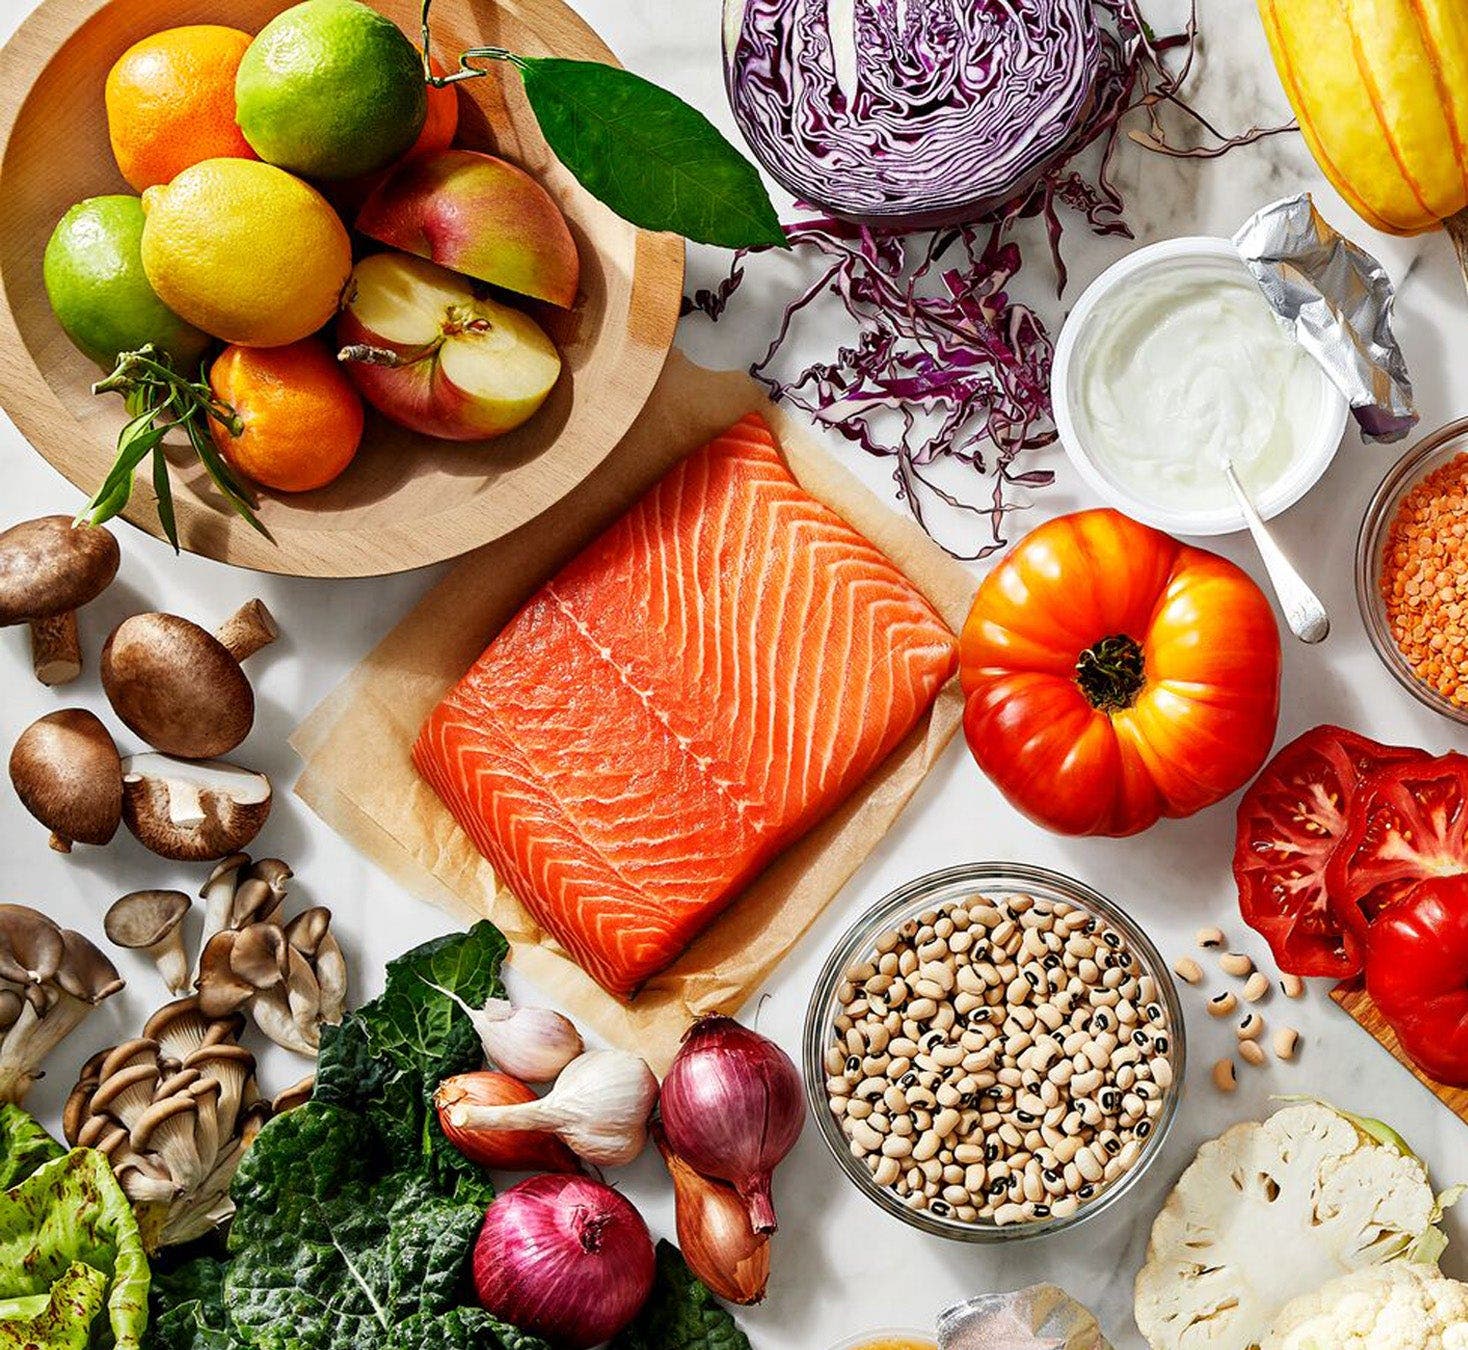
[[1365, 876, 1468, 1086], [1233, 726, 1426, 978], [1328, 752, 1468, 947]]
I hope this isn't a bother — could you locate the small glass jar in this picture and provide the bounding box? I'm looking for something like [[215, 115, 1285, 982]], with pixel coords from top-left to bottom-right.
[[803, 862, 1185, 1244], [1356, 416, 1468, 725]]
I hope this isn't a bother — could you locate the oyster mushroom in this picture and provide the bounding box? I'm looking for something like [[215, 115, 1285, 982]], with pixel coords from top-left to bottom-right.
[[0, 914, 122, 1103], [121, 754, 271, 861], [100, 601, 277, 759], [62, 1009, 269, 1251], [105, 890, 192, 994], [272, 1074, 315, 1114], [196, 923, 320, 1056], [284, 907, 347, 1026], [8, 709, 123, 852], [0, 516, 120, 684]]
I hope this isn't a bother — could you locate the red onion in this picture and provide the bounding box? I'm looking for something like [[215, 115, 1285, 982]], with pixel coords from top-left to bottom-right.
[[473, 1174, 655, 1349], [657, 1016, 805, 1234]]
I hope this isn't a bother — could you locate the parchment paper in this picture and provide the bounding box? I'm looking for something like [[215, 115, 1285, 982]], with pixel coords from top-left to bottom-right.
[[290, 351, 974, 1069]]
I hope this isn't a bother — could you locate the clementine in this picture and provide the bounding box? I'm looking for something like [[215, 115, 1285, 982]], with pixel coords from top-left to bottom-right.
[[209, 339, 364, 493], [106, 25, 258, 192]]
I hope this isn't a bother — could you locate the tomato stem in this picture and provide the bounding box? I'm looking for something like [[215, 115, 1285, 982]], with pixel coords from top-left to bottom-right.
[[1076, 634, 1146, 712]]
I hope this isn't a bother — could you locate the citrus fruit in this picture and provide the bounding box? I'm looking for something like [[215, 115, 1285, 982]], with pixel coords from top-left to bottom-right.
[[43, 196, 210, 370], [210, 339, 364, 492], [105, 25, 257, 192], [141, 158, 352, 348], [235, 0, 428, 180]]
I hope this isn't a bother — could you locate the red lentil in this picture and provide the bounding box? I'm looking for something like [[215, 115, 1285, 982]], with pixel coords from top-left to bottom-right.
[[1382, 452, 1468, 707]]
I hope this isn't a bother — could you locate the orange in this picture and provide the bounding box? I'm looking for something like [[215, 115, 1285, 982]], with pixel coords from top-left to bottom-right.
[[106, 25, 258, 192], [416, 59, 461, 159], [209, 339, 364, 493]]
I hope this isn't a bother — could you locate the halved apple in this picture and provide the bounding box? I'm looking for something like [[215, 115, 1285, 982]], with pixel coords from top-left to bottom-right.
[[356, 149, 580, 308], [337, 251, 562, 443]]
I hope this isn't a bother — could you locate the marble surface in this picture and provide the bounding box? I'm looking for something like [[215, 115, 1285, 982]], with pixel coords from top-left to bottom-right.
[[1, 0, 1465, 1345]]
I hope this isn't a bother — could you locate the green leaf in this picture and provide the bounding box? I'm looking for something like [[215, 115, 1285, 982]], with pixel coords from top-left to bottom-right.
[[518, 57, 787, 249], [152, 445, 180, 552], [145, 1258, 240, 1350], [0, 1106, 64, 1190], [224, 1104, 487, 1350], [611, 1243, 751, 1350], [186, 420, 272, 542], [82, 408, 169, 527], [0, 1261, 107, 1350], [0, 1149, 151, 1350]]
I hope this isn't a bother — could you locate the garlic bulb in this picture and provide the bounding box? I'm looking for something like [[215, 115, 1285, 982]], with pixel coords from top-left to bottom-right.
[[442, 1048, 658, 1166], [427, 984, 583, 1084]]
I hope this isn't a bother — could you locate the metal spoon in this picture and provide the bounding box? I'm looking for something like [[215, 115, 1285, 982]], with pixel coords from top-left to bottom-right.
[[1220, 457, 1329, 644]]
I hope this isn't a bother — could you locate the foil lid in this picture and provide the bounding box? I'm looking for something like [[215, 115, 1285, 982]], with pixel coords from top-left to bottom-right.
[[936, 1285, 1113, 1350], [1232, 193, 1417, 442]]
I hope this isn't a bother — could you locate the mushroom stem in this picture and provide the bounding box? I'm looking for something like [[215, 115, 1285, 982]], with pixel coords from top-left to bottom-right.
[[48, 831, 73, 855], [214, 600, 277, 663], [30, 613, 82, 686]]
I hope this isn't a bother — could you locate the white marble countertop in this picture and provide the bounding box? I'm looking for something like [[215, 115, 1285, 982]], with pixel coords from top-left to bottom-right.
[[2, 1, 1465, 1346]]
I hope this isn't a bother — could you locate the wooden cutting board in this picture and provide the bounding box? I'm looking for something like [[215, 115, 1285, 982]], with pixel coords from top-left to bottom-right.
[[1331, 981, 1468, 1124]]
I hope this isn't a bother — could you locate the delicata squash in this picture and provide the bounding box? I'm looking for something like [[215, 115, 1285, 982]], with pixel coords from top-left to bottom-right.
[[1256, 0, 1468, 235]]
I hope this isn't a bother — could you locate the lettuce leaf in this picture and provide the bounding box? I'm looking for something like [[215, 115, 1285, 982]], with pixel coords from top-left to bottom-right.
[[0, 1148, 150, 1350], [0, 1104, 64, 1190], [611, 1242, 751, 1350]]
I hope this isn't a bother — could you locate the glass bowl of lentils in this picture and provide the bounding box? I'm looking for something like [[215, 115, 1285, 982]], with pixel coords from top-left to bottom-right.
[[1357, 416, 1468, 724], [803, 862, 1186, 1243]]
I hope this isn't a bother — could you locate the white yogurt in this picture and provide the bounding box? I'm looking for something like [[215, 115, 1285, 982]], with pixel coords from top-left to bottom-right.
[[1070, 257, 1325, 516]]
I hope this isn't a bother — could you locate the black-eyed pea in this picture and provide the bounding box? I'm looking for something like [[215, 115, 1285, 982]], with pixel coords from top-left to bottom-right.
[[1173, 957, 1203, 985], [1220, 952, 1254, 978], [1151, 1056, 1174, 1090], [1212, 1058, 1237, 1092], [1242, 972, 1270, 1003], [881, 1134, 913, 1159], [907, 997, 938, 1021], [1208, 991, 1238, 1018], [1280, 973, 1305, 999], [872, 1155, 902, 1188], [1273, 1027, 1300, 1060], [1239, 1039, 1266, 1067]]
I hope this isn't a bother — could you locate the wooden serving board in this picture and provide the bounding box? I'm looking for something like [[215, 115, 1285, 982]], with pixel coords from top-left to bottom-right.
[[0, 0, 684, 577], [1331, 981, 1468, 1124]]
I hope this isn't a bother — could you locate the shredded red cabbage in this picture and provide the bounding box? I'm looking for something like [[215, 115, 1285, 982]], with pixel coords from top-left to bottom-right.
[[695, 0, 1292, 558]]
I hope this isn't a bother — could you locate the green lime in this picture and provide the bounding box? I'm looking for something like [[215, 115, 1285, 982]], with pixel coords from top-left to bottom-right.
[[44, 196, 211, 371], [235, 0, 428, 180]]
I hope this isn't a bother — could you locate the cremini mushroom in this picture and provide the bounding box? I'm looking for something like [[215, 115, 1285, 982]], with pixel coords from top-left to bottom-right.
[[0, 910, 123, 1103], [120, 754, 271, 861], [105, 890, 192, 994], [0, 516, 120, 684], [100, 601, 277, 759], [62, 1006, 269, 1250], [8, 709, 123, 852]]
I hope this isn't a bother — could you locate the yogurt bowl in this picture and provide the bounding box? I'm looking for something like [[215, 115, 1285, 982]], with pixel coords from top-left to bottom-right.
[[1052, 236, 1349, 536]]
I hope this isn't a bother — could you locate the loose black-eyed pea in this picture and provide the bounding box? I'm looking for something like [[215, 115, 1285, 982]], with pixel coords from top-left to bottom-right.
[[1280, 972, 1305, 998], [1237, 1013, 1265, 1042], [1273, 1027, 1300, 1061], [1212, 1058, 1238, 1092], [1196, 926, 1225, 949], [1208, 991, 1238, 1018], [1242, 972, 1271, 1003], [1239, 1039, 1266, 1067], [1173, 957, 1204, 984], [1220, 952, 1254, 978]]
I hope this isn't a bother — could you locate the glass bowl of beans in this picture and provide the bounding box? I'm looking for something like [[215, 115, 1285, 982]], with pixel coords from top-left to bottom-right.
[[1357, 416, 1468, 723], [804, 862, 1185, 1243]]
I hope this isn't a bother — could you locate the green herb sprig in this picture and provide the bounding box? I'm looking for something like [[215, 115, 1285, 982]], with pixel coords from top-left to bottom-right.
[[419, 0, 787, 251], [80, 346, 268, 551]]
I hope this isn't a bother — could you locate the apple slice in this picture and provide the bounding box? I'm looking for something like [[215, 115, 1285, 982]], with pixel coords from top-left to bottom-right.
[[338, 251, 562, 443], [356, 149, 580, 308]]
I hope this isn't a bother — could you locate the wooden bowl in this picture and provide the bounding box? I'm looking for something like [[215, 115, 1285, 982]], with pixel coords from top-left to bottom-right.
[[0, 0, 684, 576]]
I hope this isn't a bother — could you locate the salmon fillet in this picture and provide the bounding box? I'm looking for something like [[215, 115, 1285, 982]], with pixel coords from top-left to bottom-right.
[[413, 414, 958, 996]]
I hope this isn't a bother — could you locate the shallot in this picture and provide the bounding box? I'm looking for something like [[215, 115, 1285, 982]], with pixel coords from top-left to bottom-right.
[[656, 1125, 769, 1306], [473, 1174, 655, 1350], [440, 1048, 657, 1167], [425, 982, 583, 1082], [658, 1016, 805, 1234], [435, 1071, 581, 1173]]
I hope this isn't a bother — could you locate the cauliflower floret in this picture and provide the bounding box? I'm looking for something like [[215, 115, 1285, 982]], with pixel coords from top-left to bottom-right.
[[1263, 1262, 1468, 1350], [1134, 1102, 1443, 1349]]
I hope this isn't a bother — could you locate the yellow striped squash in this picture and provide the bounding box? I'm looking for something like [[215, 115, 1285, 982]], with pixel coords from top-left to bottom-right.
[[1257, 0, 1468, 234]]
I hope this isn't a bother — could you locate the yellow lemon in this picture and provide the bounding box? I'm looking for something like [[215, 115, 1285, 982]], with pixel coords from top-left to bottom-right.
[[141, 158, 352, 348]]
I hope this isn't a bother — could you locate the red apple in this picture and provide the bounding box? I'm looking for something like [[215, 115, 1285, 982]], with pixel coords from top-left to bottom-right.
[[356, 149, 580, 308], [337, 251, 562, 442]]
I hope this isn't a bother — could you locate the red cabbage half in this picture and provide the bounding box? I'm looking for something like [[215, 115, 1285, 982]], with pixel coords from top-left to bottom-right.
[[724, 0, 1103, 228]]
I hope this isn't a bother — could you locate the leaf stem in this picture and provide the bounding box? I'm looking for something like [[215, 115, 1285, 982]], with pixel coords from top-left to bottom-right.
[[420, 0, 524, 85]]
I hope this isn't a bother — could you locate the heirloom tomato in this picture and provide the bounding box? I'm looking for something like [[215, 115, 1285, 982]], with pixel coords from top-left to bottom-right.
[[1233, 727, 1424, 978], [1364, 875, 1468, 1086], [1327, 752, 1468, 945], [960, 509, 1281, 836]]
